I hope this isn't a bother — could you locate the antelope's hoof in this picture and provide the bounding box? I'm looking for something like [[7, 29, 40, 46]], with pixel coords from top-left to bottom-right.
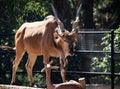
[[10, 82, 15, 85], [30, 83, 34, 87], [30, 83, 38, 87]]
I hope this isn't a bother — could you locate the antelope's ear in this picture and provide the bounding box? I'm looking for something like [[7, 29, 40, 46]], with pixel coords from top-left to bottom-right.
[[54, 32, 59, 38], [71, 32, 77, 38]]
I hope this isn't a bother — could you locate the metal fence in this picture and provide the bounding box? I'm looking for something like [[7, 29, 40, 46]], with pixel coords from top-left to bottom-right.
[[77, 29, 120, 89], [0, 29, 120, 89]]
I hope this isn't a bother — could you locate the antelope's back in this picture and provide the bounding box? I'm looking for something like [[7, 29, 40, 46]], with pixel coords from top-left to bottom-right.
[[15, 17, 58, 55]]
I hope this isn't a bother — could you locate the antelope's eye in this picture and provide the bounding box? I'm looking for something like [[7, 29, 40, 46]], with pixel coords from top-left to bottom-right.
[[62, 34, 65, 37]]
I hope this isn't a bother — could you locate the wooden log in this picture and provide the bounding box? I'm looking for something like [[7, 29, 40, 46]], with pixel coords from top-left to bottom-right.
[[52, 78, 86, 89], [78, 77, 86, 89]]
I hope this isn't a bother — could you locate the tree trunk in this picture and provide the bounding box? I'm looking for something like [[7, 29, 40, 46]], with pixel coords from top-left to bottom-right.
[[81, 0, 94, 83], [83, 0, 94, 29], [53, 0, 73, 29]]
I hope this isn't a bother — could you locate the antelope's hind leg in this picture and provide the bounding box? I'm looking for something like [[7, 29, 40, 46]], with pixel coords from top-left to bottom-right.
[[11, 48, 25, 85], [25, 53, 37, 87]]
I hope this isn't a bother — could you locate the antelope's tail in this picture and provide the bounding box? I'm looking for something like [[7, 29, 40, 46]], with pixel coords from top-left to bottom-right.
[[0, 45, 16, 51]]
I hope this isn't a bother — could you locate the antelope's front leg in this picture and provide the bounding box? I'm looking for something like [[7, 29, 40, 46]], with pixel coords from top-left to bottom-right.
[[60, 58, 68, 82], [43, 55, 52, 89]]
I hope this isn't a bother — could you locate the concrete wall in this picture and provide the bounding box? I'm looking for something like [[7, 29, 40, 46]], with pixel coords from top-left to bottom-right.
[[86, 84, 119, 89]]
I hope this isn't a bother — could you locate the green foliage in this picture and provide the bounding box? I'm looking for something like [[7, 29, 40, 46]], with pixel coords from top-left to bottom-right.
[[91, 57, 110, 72], [17, 1, 48, 25], [34, 73, 46, 87], [0, 0, 49, 44], [94, 0, 120, 28], [14, 73, 46, 87], [91, 27, 120, 84], [102, 27, 120, 73], [102, 26, 120, 53]]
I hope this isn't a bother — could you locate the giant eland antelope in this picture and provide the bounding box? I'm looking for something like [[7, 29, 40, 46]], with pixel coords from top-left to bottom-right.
[[0, 3, 82, 88]]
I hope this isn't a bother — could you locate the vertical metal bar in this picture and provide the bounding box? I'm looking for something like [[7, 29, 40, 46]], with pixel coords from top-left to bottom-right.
[[111, 29, 115, 89]]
